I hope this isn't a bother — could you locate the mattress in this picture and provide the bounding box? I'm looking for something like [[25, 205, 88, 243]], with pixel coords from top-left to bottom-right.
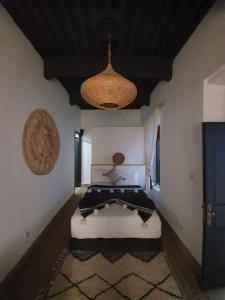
[[71, 203, 161, 239]]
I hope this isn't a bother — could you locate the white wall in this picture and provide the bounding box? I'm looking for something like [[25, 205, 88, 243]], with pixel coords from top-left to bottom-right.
[[141, 0, 225, 264], [81, 110, 143, 185], [81, 110, 142, 140], [91, 127, 145, 164], [204, 83, 225, 121], [0, 6, 80, 282]]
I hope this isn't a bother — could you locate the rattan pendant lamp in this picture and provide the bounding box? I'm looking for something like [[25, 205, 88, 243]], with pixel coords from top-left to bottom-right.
[[80, 41, 137, 110]]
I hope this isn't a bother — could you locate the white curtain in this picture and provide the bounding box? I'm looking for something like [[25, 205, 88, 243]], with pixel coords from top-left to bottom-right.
[[144, 107, 160, 191]]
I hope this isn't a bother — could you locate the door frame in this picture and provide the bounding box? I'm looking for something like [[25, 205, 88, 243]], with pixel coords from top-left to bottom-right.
[[201, 122, 225, 289], [74, 129, 83, 188]]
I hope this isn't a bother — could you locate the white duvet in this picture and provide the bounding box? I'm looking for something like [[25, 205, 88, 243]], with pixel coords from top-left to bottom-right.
[[71, 203, 161, 239]]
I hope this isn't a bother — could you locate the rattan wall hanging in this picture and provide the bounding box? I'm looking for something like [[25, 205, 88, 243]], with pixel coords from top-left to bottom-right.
[[22, 109, 60, 175], [112, 152, 125, 165]]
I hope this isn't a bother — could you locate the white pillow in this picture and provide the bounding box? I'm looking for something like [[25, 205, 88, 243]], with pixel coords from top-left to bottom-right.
[[106, 170, 126, 185], [113, 170, 138, 185], [113, 175, 126, 185], [124, 171, 138, 185]]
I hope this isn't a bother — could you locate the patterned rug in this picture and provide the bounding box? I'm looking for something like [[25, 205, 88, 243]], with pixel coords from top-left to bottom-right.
[[36, 250, 183, 300]]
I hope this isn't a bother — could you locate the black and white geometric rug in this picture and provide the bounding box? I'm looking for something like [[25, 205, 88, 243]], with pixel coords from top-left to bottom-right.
[[36, 250, 183, 300]]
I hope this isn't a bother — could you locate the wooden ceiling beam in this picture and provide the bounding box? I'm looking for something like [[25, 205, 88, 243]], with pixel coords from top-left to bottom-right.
[[44, 57, 172, 81], [127, 94, 150, 108], [23, 1, 58, 57], [149, 1, 171, 56], [40, 1, 69, 56], [69, 92, 150, 108], [69, 93, 86, 106], [2, 1, 46, 57], [167, 0, 215, 57], [158, 1, 189, 56]]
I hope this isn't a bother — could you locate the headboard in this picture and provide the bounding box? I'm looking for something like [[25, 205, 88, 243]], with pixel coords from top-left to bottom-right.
[[91, 164, 146, 189]]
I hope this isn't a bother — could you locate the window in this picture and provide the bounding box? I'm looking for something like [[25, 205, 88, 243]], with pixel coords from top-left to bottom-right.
[[155, 126, 160, 186], [144, 106, 160, 191], [74, 130, 83, 188]]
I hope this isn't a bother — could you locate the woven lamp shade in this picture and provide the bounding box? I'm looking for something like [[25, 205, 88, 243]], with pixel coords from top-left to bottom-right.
[[80, 44, 137, 110]]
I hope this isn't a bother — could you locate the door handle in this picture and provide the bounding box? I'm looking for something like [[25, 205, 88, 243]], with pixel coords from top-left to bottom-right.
[[206, 204, 215, 226]]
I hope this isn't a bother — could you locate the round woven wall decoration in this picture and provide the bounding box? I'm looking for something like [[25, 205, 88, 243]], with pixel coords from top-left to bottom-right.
[[22, 109, 60, 175], [112, 152, 125, 165]]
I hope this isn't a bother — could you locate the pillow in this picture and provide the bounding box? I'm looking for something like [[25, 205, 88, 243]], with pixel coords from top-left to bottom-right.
[[106, 169, 126, 185], [111, 170, 139, 186], [113, 175, 126, 185], [92, 168, 113, 184], [124, 171, 138, 185]]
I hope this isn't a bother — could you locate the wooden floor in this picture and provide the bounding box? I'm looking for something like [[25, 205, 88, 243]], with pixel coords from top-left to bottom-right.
[[0, 194, 223, 300]]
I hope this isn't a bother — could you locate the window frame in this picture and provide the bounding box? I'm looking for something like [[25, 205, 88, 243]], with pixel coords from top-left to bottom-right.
[[155, 126, 160, 187]]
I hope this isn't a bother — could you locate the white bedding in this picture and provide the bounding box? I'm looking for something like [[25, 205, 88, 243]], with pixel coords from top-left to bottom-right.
[[71, 203, 161, 239]]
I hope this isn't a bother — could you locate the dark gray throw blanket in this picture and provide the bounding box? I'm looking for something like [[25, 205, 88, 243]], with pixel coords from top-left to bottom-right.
[[79, 185, 155, 223]]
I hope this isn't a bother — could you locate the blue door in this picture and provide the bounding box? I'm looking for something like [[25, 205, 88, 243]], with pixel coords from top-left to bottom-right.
[[202, 123, 225, 288]]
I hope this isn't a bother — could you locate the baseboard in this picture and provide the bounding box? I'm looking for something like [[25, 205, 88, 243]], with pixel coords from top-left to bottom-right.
[[160, 212, 202, 299], [0, 193, 79, 300], [160, 212, 201, 267]]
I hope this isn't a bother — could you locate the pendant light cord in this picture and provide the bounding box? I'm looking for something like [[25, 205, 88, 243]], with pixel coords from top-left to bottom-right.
[[108, 32, 111, 65]]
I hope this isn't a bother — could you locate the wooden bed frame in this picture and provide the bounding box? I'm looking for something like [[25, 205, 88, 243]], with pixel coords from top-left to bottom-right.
[[69, 237, 161, 251]]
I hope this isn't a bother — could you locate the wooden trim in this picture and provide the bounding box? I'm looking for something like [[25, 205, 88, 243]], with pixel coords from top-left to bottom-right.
[[0, 193, 79, 300], [160, 213, 202, 299], [44, 56, 172, 80], [70, 237, 161, 251], [91, 164, 146, 166]]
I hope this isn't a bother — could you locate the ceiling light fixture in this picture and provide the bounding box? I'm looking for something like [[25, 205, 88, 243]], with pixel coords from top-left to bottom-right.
[[80, 39, 137, 110]]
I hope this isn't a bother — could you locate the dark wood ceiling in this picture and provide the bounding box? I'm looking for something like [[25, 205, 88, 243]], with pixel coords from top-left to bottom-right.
[[2, 0, 215, 109]]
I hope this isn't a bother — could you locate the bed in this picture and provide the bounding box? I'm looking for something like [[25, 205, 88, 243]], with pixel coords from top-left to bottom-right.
[[70, 165, 162, 251]]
